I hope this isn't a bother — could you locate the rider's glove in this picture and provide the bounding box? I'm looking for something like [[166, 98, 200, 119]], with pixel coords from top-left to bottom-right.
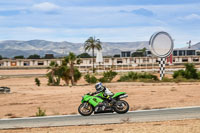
[[108, 96, 112, 101]]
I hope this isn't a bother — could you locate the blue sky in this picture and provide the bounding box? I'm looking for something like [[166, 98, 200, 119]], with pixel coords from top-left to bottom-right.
[[0, 0, 200, 48]]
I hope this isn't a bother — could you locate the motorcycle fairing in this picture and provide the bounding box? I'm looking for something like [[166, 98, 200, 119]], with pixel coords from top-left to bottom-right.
[[82, 94, 104, 107]]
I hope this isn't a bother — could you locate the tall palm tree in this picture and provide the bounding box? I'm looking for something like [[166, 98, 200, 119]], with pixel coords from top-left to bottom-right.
[[84, 36, 102, 73]]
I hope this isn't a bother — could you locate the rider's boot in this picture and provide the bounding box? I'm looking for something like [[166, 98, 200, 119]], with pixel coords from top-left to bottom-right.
[[109, 97, 116, 105]]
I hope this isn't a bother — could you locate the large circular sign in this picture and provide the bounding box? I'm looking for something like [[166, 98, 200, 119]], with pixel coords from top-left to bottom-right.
[[149, 31, 174, 58]]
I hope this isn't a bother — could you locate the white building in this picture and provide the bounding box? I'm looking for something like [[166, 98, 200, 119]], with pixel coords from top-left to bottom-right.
[[0, 56, 200, 72]]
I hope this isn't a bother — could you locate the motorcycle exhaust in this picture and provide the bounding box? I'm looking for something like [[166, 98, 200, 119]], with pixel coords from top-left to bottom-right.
[[119, 94, 128, 99]]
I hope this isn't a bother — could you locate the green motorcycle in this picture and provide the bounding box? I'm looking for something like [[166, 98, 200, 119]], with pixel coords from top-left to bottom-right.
[[78, 92, 129, 116]]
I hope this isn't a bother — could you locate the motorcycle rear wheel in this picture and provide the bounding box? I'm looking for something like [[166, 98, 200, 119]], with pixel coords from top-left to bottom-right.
[[114, 100, 129, 114], [78, 103, 94, 116]]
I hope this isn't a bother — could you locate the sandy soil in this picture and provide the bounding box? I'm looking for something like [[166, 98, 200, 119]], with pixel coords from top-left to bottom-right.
[[0, 69, 47, 75], [0, 119, 200, 133], [0, 74, 200, 118]]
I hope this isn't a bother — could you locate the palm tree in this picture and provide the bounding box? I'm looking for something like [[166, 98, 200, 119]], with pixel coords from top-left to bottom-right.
[[84, 36, 102, 73]]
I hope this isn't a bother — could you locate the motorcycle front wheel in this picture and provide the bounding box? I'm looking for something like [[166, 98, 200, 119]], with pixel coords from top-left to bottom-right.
[[78, 103, 94, 116], [114, 100, 129, 114]]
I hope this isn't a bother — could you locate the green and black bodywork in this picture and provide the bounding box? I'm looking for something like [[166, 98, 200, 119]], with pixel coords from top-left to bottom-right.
[[78, 92, 129, 116]]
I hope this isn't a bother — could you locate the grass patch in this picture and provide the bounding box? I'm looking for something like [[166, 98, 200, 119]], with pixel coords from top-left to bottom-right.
[[104, 128, 114, 131], [36, 107, 46, 117]]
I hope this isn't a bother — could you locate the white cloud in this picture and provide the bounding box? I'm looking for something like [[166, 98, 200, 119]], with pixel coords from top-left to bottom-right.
[[184, 14, 200, 20], [0, 2, 200, 47], [32, 2, 60, 12], [24, 27, 54, 33], [0, 27, 55, 41]]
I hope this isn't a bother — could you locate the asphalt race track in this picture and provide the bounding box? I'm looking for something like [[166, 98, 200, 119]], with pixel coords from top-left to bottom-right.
[[0, 106, 200, 129]]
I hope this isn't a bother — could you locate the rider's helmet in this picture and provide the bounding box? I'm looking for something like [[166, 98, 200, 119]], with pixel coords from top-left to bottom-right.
[[95, 82, 104, 92]]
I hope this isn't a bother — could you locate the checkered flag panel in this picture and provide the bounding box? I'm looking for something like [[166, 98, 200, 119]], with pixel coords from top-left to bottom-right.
[[159, 58, 166, 80]]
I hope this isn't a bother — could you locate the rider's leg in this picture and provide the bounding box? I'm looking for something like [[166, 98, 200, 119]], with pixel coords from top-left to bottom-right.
[[107, 95, 116, 105]]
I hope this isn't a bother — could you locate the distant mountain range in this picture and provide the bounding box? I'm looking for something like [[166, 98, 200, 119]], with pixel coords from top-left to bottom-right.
[[0, 40, 199, 58], [0, 40, 149, 58]]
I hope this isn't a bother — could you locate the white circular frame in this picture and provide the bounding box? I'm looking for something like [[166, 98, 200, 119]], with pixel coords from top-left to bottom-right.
[[149, 31, 174, 58]]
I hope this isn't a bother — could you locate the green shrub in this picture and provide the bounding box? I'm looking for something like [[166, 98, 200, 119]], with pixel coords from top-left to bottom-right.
[[139, 73, 158, 80], [84, 74, 98, 84], [118, 72, 158, 82], [74, 68, 82, 83], [36, 107, 46, 117], [47, 74, 53, 85], [198, 72, 200, 79], [184, 63, 198, 79], [84, 70, 117, 83], [173, 70, 185, 79], [118, 72, 139, 82], [35, 78, 41, 86], [90, 75, 98, 83], [173, 63, 199, 79], [46, 72, 61, 86], [98, 77, 108, 83], [99, 70, 117, 83], [84, 74, 90, 83]]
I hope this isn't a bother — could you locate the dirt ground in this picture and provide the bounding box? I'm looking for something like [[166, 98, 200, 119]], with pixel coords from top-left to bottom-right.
[[1, 69, 200, 132], [0, 69, 200, 118], [0, 69, 47, 75], [0, 119, 200, 133]]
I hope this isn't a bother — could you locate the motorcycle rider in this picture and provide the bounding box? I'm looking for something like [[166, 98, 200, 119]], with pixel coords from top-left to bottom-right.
[[92, 82, 115, 105]]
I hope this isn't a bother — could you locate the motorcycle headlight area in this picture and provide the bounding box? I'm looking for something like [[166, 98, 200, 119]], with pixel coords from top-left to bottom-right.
[[81, 96, 84, 101]]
